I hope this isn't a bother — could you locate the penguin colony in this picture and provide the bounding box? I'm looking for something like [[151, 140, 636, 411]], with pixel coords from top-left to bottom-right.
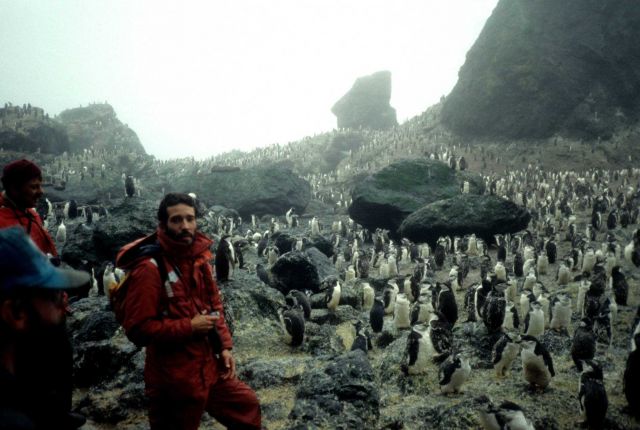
[[33, 141, 640, 428]]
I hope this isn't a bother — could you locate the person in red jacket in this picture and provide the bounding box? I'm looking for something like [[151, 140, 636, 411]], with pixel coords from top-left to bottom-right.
[[0, 159, 57, 256], [117, 192, 261, 430]]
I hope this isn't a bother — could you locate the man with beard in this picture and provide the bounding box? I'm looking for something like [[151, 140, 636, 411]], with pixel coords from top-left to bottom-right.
[[0, 160, 84, 429], [0, 227, 90, 429], [116, 193, 261, 430]]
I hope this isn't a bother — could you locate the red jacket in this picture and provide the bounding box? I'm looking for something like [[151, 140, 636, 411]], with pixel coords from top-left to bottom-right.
[[0, 193, 57, 256], [116, 228, 233, 400]]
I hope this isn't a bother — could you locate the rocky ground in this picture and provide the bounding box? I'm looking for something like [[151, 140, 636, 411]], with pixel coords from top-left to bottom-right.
[[63, 192, 640, 429]]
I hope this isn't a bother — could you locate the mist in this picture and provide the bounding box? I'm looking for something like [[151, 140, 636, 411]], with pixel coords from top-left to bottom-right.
[[0, 0, 498, 159]]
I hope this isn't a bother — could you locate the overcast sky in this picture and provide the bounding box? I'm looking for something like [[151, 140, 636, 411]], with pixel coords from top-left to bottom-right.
[[1, 0, 498, 160]]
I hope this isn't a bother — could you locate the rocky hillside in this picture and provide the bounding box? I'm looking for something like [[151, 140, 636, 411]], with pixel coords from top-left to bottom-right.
[[0, 103, 145, 155], [441, 0, 640, 140], [57, 104, 145, 154]]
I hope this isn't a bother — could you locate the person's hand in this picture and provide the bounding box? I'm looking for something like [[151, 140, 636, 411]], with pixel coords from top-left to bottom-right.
[[191, 313, 218, 334], [220, 349, 236, 380]]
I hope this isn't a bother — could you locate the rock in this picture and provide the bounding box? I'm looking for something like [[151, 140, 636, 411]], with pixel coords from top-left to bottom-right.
[[172, 166, 311, 218], [305, 235, 334, 258], [288, 351, 380, 428], [73, 309, 119, 343], [218, 273, 283, 321], [309, 306, 361, 325], [73, 332, 139, 387], [441, 0, 640, 140], [331, 71, 398, 130], [270, 251, 321, 295], [349, 159, 484, 233], [0, 122, 70, 154], [272, 231, 296, 254], [399, 194, 531, 245], [238, 357, 310, 390], [304, 247, 338, 282], [58, 103, 145, 154], [60, 198, 158, 267]]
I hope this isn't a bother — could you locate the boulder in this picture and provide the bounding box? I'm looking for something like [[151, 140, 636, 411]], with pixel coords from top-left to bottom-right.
[[398, 194, 531, 245], [332, 71, 398, 130], [60, 197, 158, 267], [270, 251, 321, 295], [348, 158, 484, 233], [304, 247, 338, 282], [441, 0, 640, 140], [288, 350, 380, 428], [172, 166, 311, 218]]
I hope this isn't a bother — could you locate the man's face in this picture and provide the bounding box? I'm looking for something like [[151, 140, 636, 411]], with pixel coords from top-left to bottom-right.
[[1, 289, 66, 336], [9, 177, 43, 209], [165, 204, 197, 245]]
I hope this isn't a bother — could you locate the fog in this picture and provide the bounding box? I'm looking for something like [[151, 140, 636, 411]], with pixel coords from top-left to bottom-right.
[[0, 0, 498, 159]]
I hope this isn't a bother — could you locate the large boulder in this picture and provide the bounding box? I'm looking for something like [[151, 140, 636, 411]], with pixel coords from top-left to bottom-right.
[[399, 194, 531, 245], [442, 0, 640, 140], [60, 198, 158, 267], [348, 159, 484, 233], [331, 71, 398, 130], [270, 251, 321, 295], [172, 166, 311, 218]]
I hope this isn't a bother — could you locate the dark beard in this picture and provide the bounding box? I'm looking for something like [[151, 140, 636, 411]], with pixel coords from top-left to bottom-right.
[[165, 228, 195, 243], [14, 306, 72, 419]]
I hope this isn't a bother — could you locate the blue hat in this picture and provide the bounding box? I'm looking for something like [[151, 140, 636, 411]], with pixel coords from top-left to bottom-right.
[[0, 227, 89, 292]]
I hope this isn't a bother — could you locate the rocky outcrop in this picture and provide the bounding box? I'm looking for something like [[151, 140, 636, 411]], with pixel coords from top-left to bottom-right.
[[172, 166, 311, 218], [399, 194, 531, 244], [270, 251, 321, 295], [288, 351, 380, 429], [332, 71, 398, 130], [57, 104, 146, 154], [442, 0, 640, 140], [0, 122, 70, 155], [348, 158, 484, 233]]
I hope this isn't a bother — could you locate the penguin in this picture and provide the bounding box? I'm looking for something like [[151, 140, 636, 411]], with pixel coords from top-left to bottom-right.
[[88, 268, 99, 297], [215, 235, 236, 282], [402, 324, 430, 375], [67, 199, 78, 219], [493, 333, 521, 378], [476, 396, 535, 430], [571, 318, 596, 371], [503, 301, 520, 331], [522, 270, 537, 291], [549, 293, 572, 332], [102, 263, 117, 298], [520, 335, 555, 389], [524, 302, 544, 339], [278, 306, 305, 347], [55, 220, 67, 245], [582, 248, 597, 274], [427, 311, 453, 361], [483, 284, 506, 333], [84, 206, 93, 225], [577, 280, 590, 317], [494, 261, 507, 282], [266, 246, 279, 267], [286, 290, 311, 320], [410, 292, 434, 325], [536, 251, 549, 275], [434, 241, 446, 269], [545, 239, 557, 264], [439, 353, 471, 394], [393, 293, 411, 329], [124, 175, 136, 197], [519, 291, 536, 322], [324, 278, 341, 311], [624, 332, 640, 418], [344, 265, 356, 282], [593, 299, 613, 347], [556, 261, 571, 285], [606, 209, 618, 230], [435, 282, 458, 326], [369, 297, 385, 333], [611, 266, 629, 306], [383, 281, 399, 315], [362, 282, 374, 311], [578, 360, 608, 430], [350, 320, 372, 353]]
